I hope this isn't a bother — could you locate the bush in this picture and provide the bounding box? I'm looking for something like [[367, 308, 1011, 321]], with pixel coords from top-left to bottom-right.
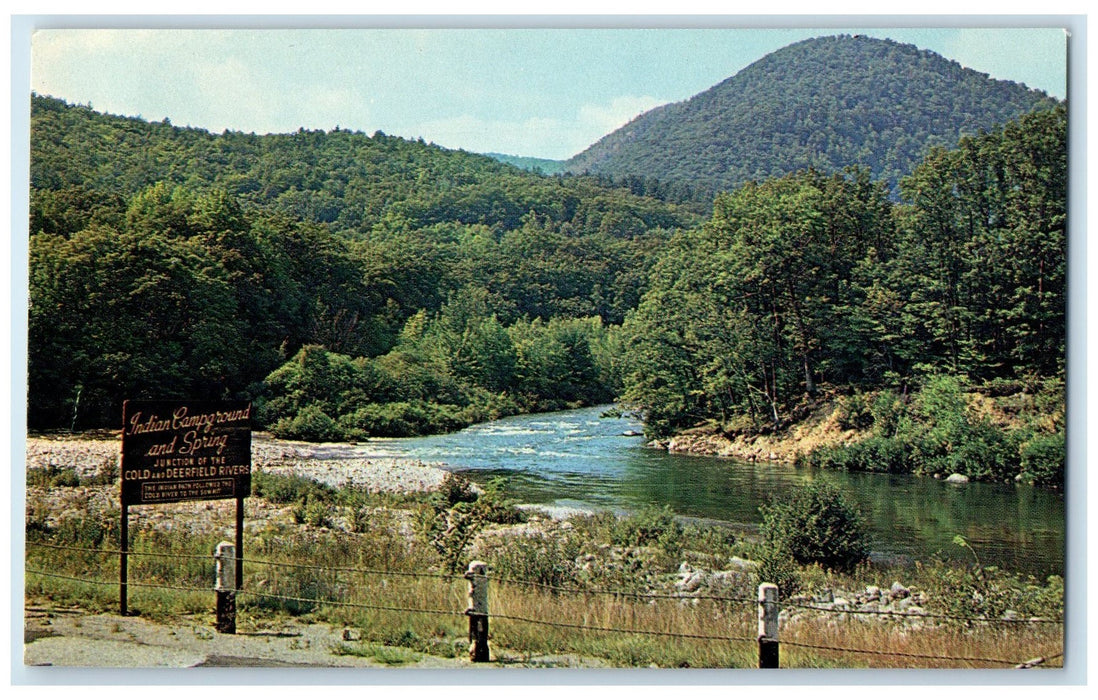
[[759, 480, 870, 572], [251, 471, 335, 505], [835, 393, 874, 430], [478, 530, 584, 588], [417, 476, 525, 573], [272, 403, 345, 442], [1018, 432, 1065, 487], [613, 504, 682, 552], [922, 557, 1065, 623], [753, 545, 802, 598], [338, 401, 472, 438], [435, 472, 479, 507], [293, 499, 333, 528]]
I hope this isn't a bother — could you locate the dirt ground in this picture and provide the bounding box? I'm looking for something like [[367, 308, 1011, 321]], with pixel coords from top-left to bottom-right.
[[22, 603, 470, 669]]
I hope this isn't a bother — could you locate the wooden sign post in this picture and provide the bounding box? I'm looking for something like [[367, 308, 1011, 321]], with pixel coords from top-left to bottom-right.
[[119, 400, 251, 616]]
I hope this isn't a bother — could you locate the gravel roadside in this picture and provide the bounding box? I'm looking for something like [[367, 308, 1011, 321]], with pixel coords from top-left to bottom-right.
[[23, 432, 466, 670], [23, 605, 470, 668]]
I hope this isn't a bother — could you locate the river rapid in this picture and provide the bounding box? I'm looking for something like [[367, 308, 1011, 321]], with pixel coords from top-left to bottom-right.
[[347, 405, 1064, 578]]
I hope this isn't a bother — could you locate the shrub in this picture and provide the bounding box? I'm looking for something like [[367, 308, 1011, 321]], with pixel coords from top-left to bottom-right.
[[922, 557, 1065, 623], [1018, 431, 1065, 487], [759, 479, 870, 572], [435, 472, 479, 507], [272, 403, 345, 442], [478, 530, 584, 588], [613, 504, 682, 552], [835, 393, 874, 430], [417, 476, 524, 573], [753, 545, 802, 598], [473, 477, 526, 525], [251, 471, 335, 505], [869, 389, 905, 436], [293, 499, 332, 528]]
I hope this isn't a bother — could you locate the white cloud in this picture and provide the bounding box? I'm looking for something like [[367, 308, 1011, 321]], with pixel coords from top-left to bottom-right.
[[412, 94, 667, 160], [578, 95, 666, 135]]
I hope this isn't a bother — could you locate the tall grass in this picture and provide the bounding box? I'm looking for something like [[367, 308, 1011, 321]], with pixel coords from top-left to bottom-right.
[[25, 472, 1064, 669]]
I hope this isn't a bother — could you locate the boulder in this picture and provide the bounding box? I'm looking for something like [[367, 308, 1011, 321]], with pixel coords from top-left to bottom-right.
[[890, 581, 910, 599], [945, 473, 970, 484]]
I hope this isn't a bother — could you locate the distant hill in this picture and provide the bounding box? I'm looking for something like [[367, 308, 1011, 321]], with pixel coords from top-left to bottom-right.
[[29, 94, 696, 239], [565, 34, 1061, 193], [484, 152, 568, 175]]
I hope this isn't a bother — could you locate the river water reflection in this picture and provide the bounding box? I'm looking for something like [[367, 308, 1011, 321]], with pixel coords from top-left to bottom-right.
[[363, 405, 1064, 577]]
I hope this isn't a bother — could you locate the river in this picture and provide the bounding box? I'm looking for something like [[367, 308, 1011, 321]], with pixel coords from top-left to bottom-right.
[[362, 404, 1064, 578]]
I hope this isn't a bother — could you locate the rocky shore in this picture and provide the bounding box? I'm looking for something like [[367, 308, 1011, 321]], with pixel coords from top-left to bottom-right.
[[25, 432, 459, 538], [25, 432, 455, 493], [644, 396, 866, 464]]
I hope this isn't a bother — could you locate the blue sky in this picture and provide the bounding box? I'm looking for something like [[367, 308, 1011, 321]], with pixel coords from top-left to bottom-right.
[[30, 25, 1069, 160]]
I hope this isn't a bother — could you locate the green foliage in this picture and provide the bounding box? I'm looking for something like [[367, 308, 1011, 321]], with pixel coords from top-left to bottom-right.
[[610, 505, 683, 551], [835, 393, 874, 431], [257, 302, 615, 440], [479, 530, 586, 589], [435, 472, 479, 507], [760, 479, 871, 572], [567, 34, 1059, 196], [28, 95, 696, 433], [1018, 432, 1065, 487], [416, 475, 527, 573], [622, 168, 894, 434], [27, 465, 82, 489], [568, 506, 687, 569], [293, 499, 333, 528], [753, 545, 803, 599], [799, 377, 1064, 484], [922, 556, 1065, 623], [251, 470, 335, 506]]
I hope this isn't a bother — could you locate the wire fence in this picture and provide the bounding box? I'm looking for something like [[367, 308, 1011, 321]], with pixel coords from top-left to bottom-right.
[[24, 539, 1065, 669]]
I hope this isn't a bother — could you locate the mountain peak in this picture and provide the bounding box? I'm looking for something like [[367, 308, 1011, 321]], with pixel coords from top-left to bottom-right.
[[565, 34, 1059, 194]]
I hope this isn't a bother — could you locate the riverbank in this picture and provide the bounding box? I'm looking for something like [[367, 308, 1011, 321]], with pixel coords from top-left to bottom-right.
[[26, 431, 457, 493], [653, 394, 861, 464], [23, 431, 1065, 669], [648, 379, 1066, 488]]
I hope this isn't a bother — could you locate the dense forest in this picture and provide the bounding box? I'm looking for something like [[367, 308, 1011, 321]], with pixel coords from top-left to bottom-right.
[[620, 105, 1066, 484], [28, 67, 1066, 485], [567, 35, 1060, 195], [28, 93, 697, 433]]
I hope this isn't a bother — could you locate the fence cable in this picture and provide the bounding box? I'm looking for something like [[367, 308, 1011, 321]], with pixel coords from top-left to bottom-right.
[[26, 568, 212, 595], [781, 600, 1065, 626], [492, 576, 756, 605], [780, 638, 1060, 667], [238, 555, 461, 582], [237, 588, 465, 618], [490, 611, 756, 644], [26, 567, 1063, 668], [27, 542, 1063, 629], [26, 540, 210, 561]]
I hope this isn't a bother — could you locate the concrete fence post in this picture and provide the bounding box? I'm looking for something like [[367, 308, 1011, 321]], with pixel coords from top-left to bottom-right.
[[758, 582, 779, 668], [465, 560, 490, 662], [214, 541, 237, 634]]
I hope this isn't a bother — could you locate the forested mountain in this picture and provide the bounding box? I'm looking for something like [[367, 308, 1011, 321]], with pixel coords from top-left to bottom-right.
[[27, 87, 1067, 486], [566, 35, 1061, 194], [620, 105, 1066, 483], [28, 95, 697, 431]]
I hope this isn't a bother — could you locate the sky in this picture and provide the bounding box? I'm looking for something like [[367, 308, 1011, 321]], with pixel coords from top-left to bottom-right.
[[27, 23, 1069, 161]]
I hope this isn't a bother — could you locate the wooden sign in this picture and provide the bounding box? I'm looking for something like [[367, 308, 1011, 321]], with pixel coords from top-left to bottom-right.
[[121, 400, 252, 506]]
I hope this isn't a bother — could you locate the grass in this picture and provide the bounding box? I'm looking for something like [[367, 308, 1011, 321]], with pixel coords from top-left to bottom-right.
[[24, 470, 1065, 669]]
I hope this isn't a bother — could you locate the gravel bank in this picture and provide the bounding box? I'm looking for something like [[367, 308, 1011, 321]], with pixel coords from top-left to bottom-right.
[[25, 432, 456, 494]]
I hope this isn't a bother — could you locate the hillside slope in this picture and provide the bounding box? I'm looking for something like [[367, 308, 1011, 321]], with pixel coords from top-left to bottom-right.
[[565, 34, 1060, 193]]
